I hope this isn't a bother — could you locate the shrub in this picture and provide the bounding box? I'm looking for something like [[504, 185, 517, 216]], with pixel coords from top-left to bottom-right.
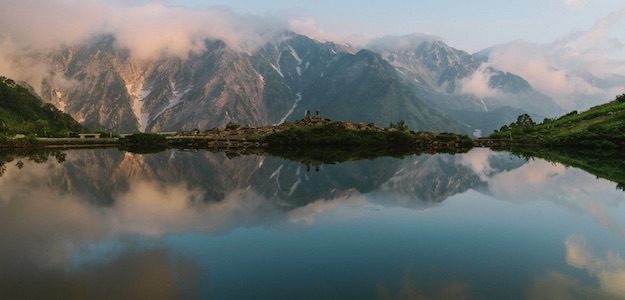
[[388, 120, 409, 132], [121, 133, 167, 147]]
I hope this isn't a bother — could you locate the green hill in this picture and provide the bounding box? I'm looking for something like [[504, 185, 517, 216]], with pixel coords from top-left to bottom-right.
[[0, 76, 83, 137], [489, 94, 625, 148]]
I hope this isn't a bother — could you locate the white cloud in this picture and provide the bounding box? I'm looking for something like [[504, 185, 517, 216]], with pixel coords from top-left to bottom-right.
[[486, 8, 625, 109], [565, 0, 590, 10], [458, 65, 502, 99], [0, 0, 286, 60], [288, 17, 343, 44]]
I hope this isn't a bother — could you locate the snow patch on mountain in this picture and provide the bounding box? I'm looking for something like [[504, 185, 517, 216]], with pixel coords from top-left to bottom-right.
[[271, 49, 284, 78], [126, 80, 151, 132], [288, 45, 302, 65], [53, 89, 67, 112], [278, 92, 302, 124], [288, 178, 302, 197], [151, 86, 191, 123]]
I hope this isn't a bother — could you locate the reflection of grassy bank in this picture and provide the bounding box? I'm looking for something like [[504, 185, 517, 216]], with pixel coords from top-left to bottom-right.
[[0, 149, 67, 177], [265, 146, 413, 165], [118, 133, 168, 154], [265, 144, 470, 165], [507, 147, 625, 190]]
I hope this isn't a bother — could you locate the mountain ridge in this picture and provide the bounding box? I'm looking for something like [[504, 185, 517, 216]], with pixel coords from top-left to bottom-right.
[[11, 32, 569, 135]]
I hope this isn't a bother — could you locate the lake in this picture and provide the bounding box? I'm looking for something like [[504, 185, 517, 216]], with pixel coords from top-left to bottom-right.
[[1, 148, 624, 299]]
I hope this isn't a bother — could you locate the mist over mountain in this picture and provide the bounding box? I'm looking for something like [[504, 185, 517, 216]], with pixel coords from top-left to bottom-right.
[[0, 1, 623, 134], [369, 35, 565, 133]]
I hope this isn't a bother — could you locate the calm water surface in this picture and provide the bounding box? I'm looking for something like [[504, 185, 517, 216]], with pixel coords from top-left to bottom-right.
[[1, 148, 624, 299]]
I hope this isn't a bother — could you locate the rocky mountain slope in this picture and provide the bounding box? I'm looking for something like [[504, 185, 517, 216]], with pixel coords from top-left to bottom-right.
[[368, 35, 563, 133], [13, 32, 565, 135], [38, 33, 466, 133]]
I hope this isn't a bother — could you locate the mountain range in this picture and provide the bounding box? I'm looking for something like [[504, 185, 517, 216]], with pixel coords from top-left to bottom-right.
[[19, 32, 565, 134]]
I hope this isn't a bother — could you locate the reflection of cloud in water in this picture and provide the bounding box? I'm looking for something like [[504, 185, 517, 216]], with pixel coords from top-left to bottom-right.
[[0, 159, 367, 271], [377, 272, 471, 300], [565, 235, 625, 297], [459, 150, 625, 239], [528, 236, 625, 300], [459, 148, 497, 181], [0, 247, 200, 300], [110, 181, 283, 237], [287, 189, 367, 224], [527, 272, 617, 300]]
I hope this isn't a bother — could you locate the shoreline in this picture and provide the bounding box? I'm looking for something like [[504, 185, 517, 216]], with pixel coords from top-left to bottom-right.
[[1, 118, 475, 152]]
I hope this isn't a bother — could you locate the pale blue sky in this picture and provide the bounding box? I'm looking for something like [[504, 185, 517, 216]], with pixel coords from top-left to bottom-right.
[[168, 0, 625, 52]]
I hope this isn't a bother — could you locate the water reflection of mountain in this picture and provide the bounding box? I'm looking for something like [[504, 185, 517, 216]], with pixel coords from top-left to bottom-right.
[[3, 148, 625, 299], [35, 149, 525, 209], [3, 148, 527, 282]]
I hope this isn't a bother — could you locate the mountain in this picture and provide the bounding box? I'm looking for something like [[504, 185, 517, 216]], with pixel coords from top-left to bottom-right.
[[42, 35, 268, 132], [0, 76, 83, 136], [293, 50, 467, 132], [368, 35, 563, 133], [38, 33, 467, 133], [490, 94, 625, 148]]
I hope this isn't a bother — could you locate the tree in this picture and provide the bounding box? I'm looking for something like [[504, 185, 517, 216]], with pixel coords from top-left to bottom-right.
[[514, 114, 535, 127], [389, 120, 409, 132], [32, 120, 50, 136]]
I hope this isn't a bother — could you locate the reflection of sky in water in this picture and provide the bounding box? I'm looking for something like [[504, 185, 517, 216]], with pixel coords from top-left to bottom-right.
[[0, 148, 624, 299]]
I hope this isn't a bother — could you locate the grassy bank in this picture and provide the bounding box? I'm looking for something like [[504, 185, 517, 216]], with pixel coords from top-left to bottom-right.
[[489, 94, 625, 148]]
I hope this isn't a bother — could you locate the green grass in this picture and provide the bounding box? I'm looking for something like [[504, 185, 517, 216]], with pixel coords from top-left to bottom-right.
[[0, 76, 84, 138], [489, 94, 625, 148], [264, 122, 416, 146]]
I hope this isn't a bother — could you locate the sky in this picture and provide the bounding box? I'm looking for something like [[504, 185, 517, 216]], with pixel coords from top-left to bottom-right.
[[169, 0, 625, 52]]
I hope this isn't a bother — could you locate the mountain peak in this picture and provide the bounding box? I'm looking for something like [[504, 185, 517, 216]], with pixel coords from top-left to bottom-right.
[[367, 33, 443, 52]]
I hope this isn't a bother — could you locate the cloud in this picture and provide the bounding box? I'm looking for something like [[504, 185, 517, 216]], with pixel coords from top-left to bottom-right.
[[0, 0, 285, 60], [565, 0, 589, 10], [458, 65, 502, 99], [486, 8, 625, 109], [366, 33, 442, 52], [288, 17, 344, 44]]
